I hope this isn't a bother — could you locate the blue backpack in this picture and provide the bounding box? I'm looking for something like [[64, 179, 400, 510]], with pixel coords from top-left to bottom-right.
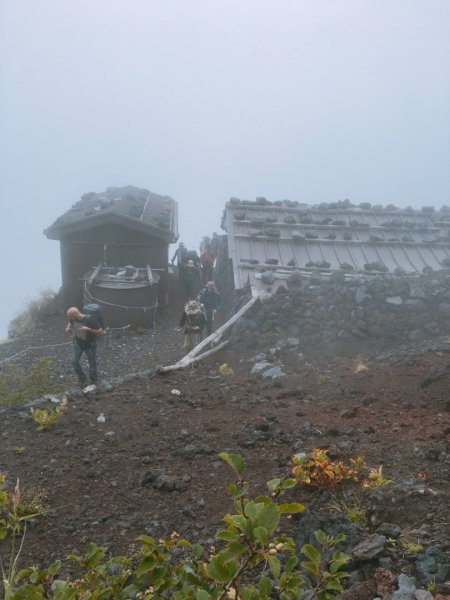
[[83, 303, 105, 329]]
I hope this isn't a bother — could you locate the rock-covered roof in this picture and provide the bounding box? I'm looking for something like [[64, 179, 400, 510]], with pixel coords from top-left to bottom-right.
[[45, 185, 178, 242], [221, 197, 450, 293]]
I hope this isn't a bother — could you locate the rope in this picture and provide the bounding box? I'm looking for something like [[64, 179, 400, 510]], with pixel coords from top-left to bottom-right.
[[1, 284, 159, 365], [84, 282, 159, 327], [0, 327, 132, 365], [0, 341, 72, 365]]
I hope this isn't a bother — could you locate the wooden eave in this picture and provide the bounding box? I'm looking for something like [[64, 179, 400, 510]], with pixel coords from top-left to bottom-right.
[[44, 212, 176, 244]]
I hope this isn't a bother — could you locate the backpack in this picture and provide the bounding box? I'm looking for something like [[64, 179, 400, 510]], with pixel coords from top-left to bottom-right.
[[83, 303, 105, 329]]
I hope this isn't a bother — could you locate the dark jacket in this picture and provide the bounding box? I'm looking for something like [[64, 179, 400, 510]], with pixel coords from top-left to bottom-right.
[[179, 310, 206, 333], [197, 287, 221, 311], [171, 246, 188, 266]]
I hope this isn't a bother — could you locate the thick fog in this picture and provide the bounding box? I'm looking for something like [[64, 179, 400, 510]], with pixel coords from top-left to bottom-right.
[[0, 0, 449, 339]]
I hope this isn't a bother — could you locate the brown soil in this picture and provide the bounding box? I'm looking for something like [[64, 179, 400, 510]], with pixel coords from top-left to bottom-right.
[[1, 298, 450, 576]]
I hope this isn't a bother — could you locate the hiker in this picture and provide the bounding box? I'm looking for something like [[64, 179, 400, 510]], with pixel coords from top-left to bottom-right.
[[171, 242, 188, 280], [197, 281, 221, 336], [199, 235, 211, 254], [66, 306, 105, 384], [210, 232, 220, 254], [185, 248, 201, 267], [179, 300, 206, 351], [200, 244, 217, 284], [183, 259, 201, 300]]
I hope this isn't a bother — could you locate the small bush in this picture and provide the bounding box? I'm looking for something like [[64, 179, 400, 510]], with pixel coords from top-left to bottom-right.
[[0, 475, 46, 540], [8, 289, 60, 339], [0, 357, 63, 406], [3, 454, 351, 599], [30, 397, 68, 430], [291, 449, 364, 489]]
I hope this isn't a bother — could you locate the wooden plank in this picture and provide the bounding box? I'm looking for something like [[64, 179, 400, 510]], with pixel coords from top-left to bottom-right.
[[88, 263, 103, 284], [146, 264, 154, 285]]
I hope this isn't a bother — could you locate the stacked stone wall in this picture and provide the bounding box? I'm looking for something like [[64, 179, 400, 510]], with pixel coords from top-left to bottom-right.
[[231, 271, 450, 348]]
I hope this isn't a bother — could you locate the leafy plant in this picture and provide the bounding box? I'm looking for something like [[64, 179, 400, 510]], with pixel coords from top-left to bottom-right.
[[0, 475, 46, 540], [402, 542, 424, 554], [291, 450, 393, 494], [218, 363, 234, 376], [301, 529, 350, 600], [327, 490, 367, 528], [291, 450, 364, 489], [361, 465, 393, 490], [0, 357, 63, 406], [5, 454, 352, 599], [345, 507, 366, 528], [0, 477, 49, 600], [30, 397, 68, 430]]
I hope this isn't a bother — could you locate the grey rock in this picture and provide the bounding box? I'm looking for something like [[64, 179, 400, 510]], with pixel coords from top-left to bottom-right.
[[415, 544, 450, 584], [249, 353, 268, 363], [386, 296, 403, 305], [154, 475, 177, 492], [376, 523, 401, 538], [352, 534, 386, 560], [182, 444, 200, 458], [250, 361, 273, 374], [294, 511, 364, 556], [414, 591, 434, 600], [262, 366, 286, 379], [389, 574, 417, 599], [355, 288, 369, 304]]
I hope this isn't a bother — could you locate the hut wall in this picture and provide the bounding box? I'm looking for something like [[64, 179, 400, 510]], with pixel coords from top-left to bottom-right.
[[59, 223, 169, 313]]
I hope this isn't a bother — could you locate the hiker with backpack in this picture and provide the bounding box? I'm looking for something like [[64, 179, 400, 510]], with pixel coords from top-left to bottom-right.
[[182, 259, 201, 300], [66, 306, 105, 384], [171, 242, 189, 282], [178, 300, 206, 351], [197, 281, 221, 336], [200, 241, 217, 284]]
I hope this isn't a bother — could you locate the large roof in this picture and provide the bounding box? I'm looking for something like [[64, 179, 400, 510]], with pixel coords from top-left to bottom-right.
[[222, 198, 450, 293], [45, 185, 178, 242]]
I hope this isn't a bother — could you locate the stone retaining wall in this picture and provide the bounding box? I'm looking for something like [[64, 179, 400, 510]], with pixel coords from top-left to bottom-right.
[[231, 271, 450, 348]]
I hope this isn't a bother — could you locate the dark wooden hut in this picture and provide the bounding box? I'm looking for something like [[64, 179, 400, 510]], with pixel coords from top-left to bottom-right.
[[44, 185, 178, 328]]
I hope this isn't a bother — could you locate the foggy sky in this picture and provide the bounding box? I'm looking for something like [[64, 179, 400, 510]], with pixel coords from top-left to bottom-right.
[[1, 0, 449, 338]]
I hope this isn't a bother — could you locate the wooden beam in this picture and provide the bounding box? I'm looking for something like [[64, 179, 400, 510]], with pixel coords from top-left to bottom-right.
[[146, 264, 154, 285], [157, 293, 260, 373], [88, 263, 103, 284]]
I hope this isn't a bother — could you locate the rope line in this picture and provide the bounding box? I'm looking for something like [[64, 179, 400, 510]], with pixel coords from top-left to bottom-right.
[[84, 282, 158, 327], [1, 282, 159, 365], [0, 341, 72, 365], [84, 282, 159, 311], [0, 326, 131, 365]]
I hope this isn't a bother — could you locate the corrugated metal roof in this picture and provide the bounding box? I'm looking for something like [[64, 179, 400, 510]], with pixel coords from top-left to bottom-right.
[[222, 200, 450, 293], [45, 185, 178, 241]]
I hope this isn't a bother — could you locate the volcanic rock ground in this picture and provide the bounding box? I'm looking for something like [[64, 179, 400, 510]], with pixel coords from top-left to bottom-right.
[[1, 296, 450, 591]]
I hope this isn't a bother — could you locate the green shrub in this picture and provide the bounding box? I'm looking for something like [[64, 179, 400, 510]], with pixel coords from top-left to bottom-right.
[[3, 454, 351, 600], [8, 289, 60, 339], [0, 357, 63, 406]]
